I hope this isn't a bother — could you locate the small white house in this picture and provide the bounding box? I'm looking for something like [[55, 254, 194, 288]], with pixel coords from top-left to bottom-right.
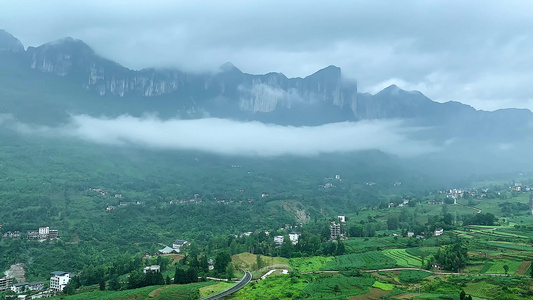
[[49, 271, 71, 292], [11, 282, 43, 294], [143, 265, 160, 273], [407, 231, 415, 237], [273, 235, 284, 246], [434, 228, 444, 236], [338, 215, 346, 223], [288, 232, 301, 245], [172, 239, 190, 253]]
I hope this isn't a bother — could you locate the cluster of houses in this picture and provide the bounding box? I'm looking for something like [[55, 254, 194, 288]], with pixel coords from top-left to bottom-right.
[[170, 194, 202, 205], [26, 227, 59, 240], [511, 183, 532, 192], [404, 228, 444, 239], [158, 239, 190, 255], [2, 227, 59, 240], [0, 271, 72, 299], [106, 201, 145, 211], [273, 232, 301, 247], [387, 198, 411, 208]]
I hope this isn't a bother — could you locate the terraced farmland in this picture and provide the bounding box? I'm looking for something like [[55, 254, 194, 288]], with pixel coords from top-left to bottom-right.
[[323, 251, 396, 270], [514, 260, 531, 275], [302, 275, 375, 298], [383, 249, 422, 268]]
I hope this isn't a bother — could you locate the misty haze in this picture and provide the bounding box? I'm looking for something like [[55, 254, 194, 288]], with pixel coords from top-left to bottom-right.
[[1, 1, 533, 299]]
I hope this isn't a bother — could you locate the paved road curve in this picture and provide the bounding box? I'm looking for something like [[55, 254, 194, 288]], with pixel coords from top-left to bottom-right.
[[203, 270, 252, 300]]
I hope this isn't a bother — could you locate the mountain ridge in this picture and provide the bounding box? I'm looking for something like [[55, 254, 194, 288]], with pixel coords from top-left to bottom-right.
[[0, 29, 532, 140]]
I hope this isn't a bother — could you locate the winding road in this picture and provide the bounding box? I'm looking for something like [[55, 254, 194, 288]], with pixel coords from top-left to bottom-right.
[[203, 270, 252, 300]]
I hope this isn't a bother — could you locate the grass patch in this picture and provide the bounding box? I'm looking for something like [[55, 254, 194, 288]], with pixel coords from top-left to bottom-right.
[[289, 256, 333, 273], [514, 260, 531, 275], [372, 280, 395, 291], [232, 272, 307, 299], [463, 281, 499, 299], [479, 263, 493, 274], [484, 259, 522, 274], [383, 249, 422, 268], [232, 252, 289, 270], [199, 282, 234, 298], [302, 274, 374, 298], [399, 270, 430, 283], [323, 251, 396, 270]]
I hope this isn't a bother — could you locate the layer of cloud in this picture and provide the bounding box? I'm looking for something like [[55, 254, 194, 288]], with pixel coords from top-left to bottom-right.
[[1, 1, 533, 111], [0, 114, 438, 157]]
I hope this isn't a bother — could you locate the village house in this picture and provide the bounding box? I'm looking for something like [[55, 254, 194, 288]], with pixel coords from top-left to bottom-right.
[[407, 231, 415, 237], [2, 231, 20, 238], [172, 239, 189, 253], [49, 271, 71, 292], [143, 265, 160, 273], [288, 232, 301, 245], [434, 228, 444, 236], [427, 200, 443, 205], [26, 230, 39, 239], [273, 235, 284, 246], [338, 216, 346, 223], [158, 246, 179, 255], [0, 276, 13, 291], [48, 230, 59, 239], [11, 282, 44, 294], [330, 222, 341, 240], [208, 259, 215, 271]]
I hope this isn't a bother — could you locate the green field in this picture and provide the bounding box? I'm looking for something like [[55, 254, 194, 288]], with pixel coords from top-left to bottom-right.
[[302, 274, 375, 299], [323, 251, 396, 270], [463, 281, 499, 300], [399, 270, 431, 283], [233, 273, 307, 299], [372, 280, 395, 291], [383, 249, 423, 268], [49, 282, 213, 300], [289, 256, 333, 273], [483, 259, 522, 274]]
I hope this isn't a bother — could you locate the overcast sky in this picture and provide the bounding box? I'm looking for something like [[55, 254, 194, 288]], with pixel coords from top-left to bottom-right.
[[1, 0, 533, 111]]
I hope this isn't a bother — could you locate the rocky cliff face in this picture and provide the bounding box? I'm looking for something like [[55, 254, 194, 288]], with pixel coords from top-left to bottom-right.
[[2, 29, 532, 136], [22, 35, 357, 119], [0, 30, 24, 53]]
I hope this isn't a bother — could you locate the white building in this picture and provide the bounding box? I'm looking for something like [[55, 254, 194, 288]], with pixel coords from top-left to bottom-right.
[[49, 271, 71, 292], [434, 228, 444, 236], [273, 235, 284, 246], [11, 282, 44, 294], [0, 276, 13, 291], [143, 265, 160, 273], [38, 227, 49, 236], [407, 231, 415, 237], [288, 232, 301, 245], [330, 222, 341, 240], [172, 239, 189, 253], [338, 216, 346, 223]]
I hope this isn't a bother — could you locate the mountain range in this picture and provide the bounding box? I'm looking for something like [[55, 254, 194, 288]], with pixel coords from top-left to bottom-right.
[[1, 28, 533, 178]]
